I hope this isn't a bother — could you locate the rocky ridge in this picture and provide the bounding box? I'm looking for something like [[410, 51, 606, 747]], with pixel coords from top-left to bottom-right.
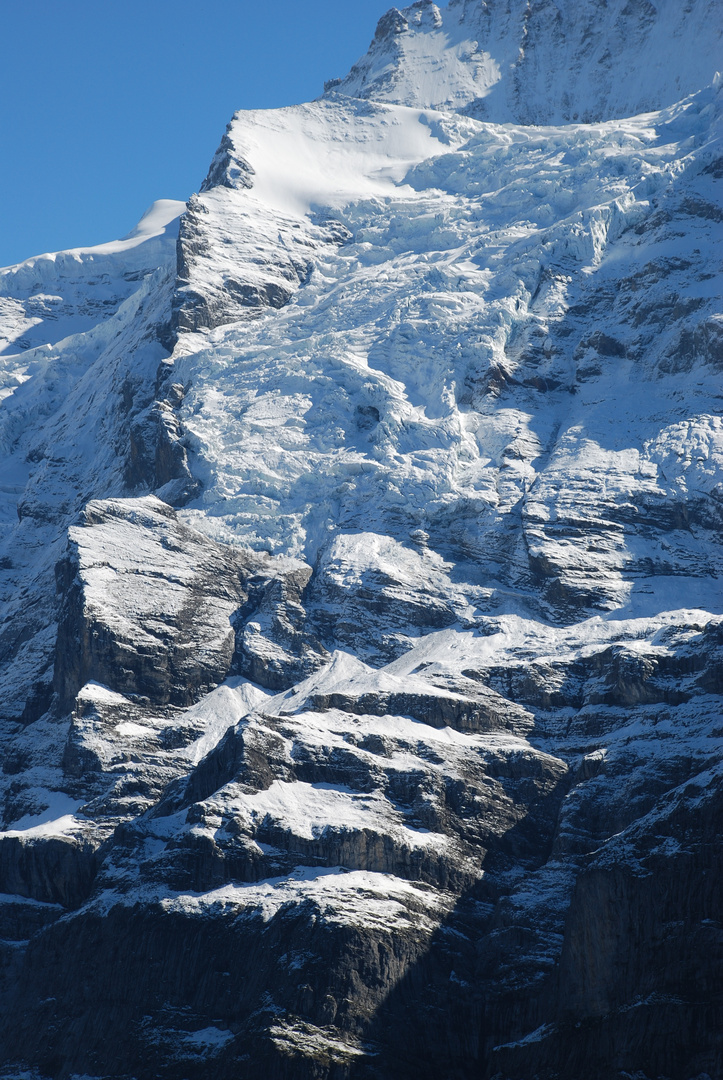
[[330, 0, 723, 124], [0, 2, 721, 1078]]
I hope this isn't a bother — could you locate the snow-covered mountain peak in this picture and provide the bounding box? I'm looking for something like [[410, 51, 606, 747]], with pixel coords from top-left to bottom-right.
[[118, 198, 185, 242], [201, 98, 464, 216], [1, 3, 722, 1076], [330, 0, 723, 123], [0, 199, 184, 356]]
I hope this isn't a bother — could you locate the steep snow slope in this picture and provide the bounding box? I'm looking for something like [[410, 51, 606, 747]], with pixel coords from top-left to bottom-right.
[[0, 3, 721, 1079], [0, 200, 183, 357], [332, 0, 723, 122], [0, 204, 183, 727], [173, 82, 723, 631]]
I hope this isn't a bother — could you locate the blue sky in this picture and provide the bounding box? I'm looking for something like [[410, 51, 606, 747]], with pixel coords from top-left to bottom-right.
[[0, 0, 396, 266]]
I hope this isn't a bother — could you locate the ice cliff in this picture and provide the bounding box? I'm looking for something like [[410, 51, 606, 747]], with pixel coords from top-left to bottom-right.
[[0, 2, 721, 1078]]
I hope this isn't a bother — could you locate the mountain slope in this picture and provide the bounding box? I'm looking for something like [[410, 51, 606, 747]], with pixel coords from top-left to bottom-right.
[[331, 0, 723, 123], [0, 4, 721, 1079]]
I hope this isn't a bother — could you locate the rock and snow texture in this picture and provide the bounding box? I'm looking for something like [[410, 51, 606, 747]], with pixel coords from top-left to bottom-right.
[[331, 0, 723, 123], [0, 199, 183, 357], [173, 84, 723, 627], [0, 3, 722, 1079]]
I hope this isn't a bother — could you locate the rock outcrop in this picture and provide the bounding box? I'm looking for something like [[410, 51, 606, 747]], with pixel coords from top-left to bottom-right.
[[0, 3, 721, 1078], [53, 495, 262, 709], [331, 0, 723, 123]]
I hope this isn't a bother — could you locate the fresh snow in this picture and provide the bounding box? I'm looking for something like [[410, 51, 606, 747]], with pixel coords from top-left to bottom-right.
[[3, 790, 84, 836], [0, 9, 720, 1065], [223, 99, 467, 218], [185, 678, 273, 764], [0, 200, 183, 356], [332, 0, 723, 123], [203, 777, 447, 849], [157, 867, 452, 930], [173, 81, 723, 629]]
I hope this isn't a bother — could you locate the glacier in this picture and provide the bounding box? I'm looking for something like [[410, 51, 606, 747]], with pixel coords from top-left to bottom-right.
[[0, 2, 721, 1078]]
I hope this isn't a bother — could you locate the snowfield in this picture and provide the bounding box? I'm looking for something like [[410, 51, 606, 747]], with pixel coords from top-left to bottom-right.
[[173, 80, 723, 629], [0, 2, 721, 1078]]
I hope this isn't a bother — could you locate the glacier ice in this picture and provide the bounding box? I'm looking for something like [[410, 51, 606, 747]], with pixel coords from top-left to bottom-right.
[[0, 3, 721, 1078]]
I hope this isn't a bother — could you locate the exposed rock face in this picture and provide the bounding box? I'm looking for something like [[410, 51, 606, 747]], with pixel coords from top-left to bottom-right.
[[332, 0, 723, 123], [172, 136, 352, 336], [0, 830, 100, 907], [0, 3, 721, 1079], [53, 495, 263, 710]]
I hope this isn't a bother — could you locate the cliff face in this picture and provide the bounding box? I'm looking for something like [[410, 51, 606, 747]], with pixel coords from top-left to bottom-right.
[[0, 3, 721, 1078]]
